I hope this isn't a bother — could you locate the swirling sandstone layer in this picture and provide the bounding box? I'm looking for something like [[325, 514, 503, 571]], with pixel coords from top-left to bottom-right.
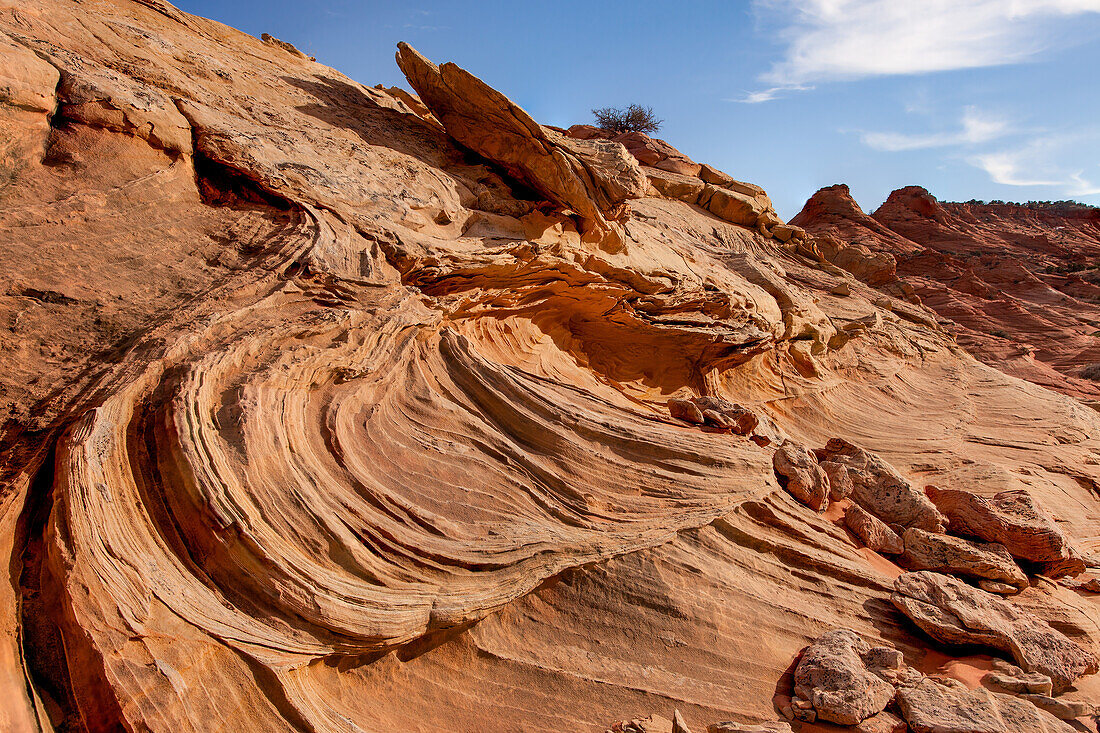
[[1, 2, 1099, 733]]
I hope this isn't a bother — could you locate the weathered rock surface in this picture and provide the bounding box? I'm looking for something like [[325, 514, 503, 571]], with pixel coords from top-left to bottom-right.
[[853, 711, 907, 733], [901, 527, 1029, 591], [773, 441, 830, 511], [897, 676, 1077, 732], [395, 42, 646, 251], [892, 572, 1099, 691], [794, 184, 1100, 402], [706, 723, 792, 733], [1, 2, 1100, 732], [846, 504, 905, 555], [611, 714, 675, 732], [982, 667, 1054, 696], [926, 487, 1075, 565], [818, 438, 946, 531], [1018, 693, 1096, 721], [791, 629, 900, 724], [822, 461, 855, 500]]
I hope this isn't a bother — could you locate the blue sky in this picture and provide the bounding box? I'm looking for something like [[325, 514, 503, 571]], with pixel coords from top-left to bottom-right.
[[176, 0, 1100, 219]]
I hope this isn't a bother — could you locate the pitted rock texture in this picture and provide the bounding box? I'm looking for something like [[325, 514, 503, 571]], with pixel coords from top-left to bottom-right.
[[1, 2, 1100, 733], [790, 629, 899, 725], [925, 486, 1076, 565], [901, 527, 1029, 591], [892, 571, 1099, 691], [897, 677, 1077, 733], [817, 438, 946, 531]]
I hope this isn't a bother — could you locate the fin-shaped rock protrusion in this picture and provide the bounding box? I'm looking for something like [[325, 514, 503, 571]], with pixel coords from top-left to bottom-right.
[[395, 42, 646, 252]]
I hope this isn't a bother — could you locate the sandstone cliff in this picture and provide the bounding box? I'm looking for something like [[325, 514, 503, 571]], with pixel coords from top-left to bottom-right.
[[1, 2, 1100, 733], [792, 184, 1100, 404]]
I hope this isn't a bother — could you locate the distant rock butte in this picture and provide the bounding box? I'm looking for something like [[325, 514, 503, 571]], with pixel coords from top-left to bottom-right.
[[1, 3, 1099, 733], [793, 183, 1100, 402]]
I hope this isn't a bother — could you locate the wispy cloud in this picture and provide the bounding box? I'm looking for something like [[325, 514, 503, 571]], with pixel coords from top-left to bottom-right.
[[745, 0, 1100, 100], [732, 84, 813, 104], [859, 107, 1011, 151], [969, 138, 1100, 195]]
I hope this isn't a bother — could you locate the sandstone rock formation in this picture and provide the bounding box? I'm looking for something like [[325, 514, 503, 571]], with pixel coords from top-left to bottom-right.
[[846, 504, 905, 555], [896, 676, 1077, 733], [790, 629, 899, 724], [901, 527, 1029, 591], [793, 184, 1100, 403], [395, 42, 647, 252], [817, 438, 946, 531], [925, 487, 1077, 569], [773, 441, 830, 511], [892, 572, 1099, 691], [1, 2, 1100, 732]]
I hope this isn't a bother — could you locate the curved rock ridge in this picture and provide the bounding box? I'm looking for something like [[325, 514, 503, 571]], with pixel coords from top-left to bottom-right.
[[1, 2, 1100, 733]]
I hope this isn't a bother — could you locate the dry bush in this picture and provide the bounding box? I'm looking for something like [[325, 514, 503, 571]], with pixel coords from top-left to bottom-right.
[[591, 104, 663, 134]]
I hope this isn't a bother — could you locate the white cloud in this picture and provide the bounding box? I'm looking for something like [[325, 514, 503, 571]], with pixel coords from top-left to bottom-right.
[[859, 107, 1011, 151], [969, 138, 1100, 195], [749, 0, 1100, 94], [732, 84, 813, 104]]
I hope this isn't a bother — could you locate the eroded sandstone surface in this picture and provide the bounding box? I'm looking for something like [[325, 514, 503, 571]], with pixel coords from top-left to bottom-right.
[[1, 2, 1100, 733]]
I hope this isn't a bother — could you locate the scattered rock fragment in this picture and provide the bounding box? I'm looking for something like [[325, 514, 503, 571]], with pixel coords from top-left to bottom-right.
[[706, 723, 792, 733], [1018, 693, 1096, 721], [667, 397, 757, 434], [693, 397, 758, 434], [982, 666, 1053, 696], [611, 714, 674, 733], [891, 571, 1099, 691], [672, 709, 693, 733], [773, 441, 830, 511], [261, 33, 307, 58], [791, 629, 900, 725], [817, 438, 946, 531], [853, 711, 907, 733], [900, 527, 1028, 591], [845, 504, 904, 554], [925, 486, 1074, 564]]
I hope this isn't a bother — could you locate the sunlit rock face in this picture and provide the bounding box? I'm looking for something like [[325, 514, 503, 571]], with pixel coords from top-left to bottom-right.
[[1, 3, 1100, 733], [793, 184, 1100, 404]]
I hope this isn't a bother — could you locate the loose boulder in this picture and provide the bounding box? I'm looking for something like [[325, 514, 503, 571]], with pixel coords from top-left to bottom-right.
[[773, 441, 830, 511], [891, 571, 1099, 691], [821, 461, 854, 500], [896, 676, 1076, 733], [817, 439, 946, 531], [925, 487, 1074, 565], [791, 629, 900, 725], [901, 527, 1028, 592], [845, 504, 904, 555]]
